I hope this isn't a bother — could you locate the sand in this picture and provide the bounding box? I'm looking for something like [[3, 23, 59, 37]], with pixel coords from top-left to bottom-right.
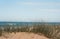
[[0, 32, 49, 39]]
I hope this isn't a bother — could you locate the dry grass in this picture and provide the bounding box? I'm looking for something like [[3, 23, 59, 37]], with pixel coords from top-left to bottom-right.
[[0, 24, 60, 39]]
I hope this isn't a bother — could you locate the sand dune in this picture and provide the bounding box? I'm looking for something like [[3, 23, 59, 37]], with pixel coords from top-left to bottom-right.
[[0, 32, 49, 39]]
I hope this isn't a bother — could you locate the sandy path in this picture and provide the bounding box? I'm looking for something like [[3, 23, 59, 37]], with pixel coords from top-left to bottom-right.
[[0, 32, 49, 39]]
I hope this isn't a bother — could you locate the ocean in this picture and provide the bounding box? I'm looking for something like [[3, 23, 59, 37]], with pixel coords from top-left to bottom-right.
[[0, 22, 60, 26]]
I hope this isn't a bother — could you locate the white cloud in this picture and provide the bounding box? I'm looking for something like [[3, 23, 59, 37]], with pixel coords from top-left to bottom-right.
[[17, 2, 60, 6], [40, 9, 60, 12], [16, 2, 60, 12], [32, 9, 60, 12]]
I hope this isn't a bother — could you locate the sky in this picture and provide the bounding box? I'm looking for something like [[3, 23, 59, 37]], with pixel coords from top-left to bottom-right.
[[0, 0, 60, 22]]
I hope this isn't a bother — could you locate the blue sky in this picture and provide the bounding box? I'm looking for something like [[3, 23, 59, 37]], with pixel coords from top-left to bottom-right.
[[0, 0, 60, 22]]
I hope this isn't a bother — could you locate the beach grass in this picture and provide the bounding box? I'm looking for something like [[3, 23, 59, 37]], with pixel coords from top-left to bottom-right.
[[0, 23, 60, 39]]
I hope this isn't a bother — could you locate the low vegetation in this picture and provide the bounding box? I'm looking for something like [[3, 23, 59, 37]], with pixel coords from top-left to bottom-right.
[[0, 23, 60, 39]]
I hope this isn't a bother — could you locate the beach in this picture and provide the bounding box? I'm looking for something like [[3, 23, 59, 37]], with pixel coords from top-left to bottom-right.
[[0, 32, 49, 39]]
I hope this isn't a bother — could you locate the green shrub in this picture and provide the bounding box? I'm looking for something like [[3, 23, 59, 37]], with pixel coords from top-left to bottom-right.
[[0, 29, 2, 36]]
